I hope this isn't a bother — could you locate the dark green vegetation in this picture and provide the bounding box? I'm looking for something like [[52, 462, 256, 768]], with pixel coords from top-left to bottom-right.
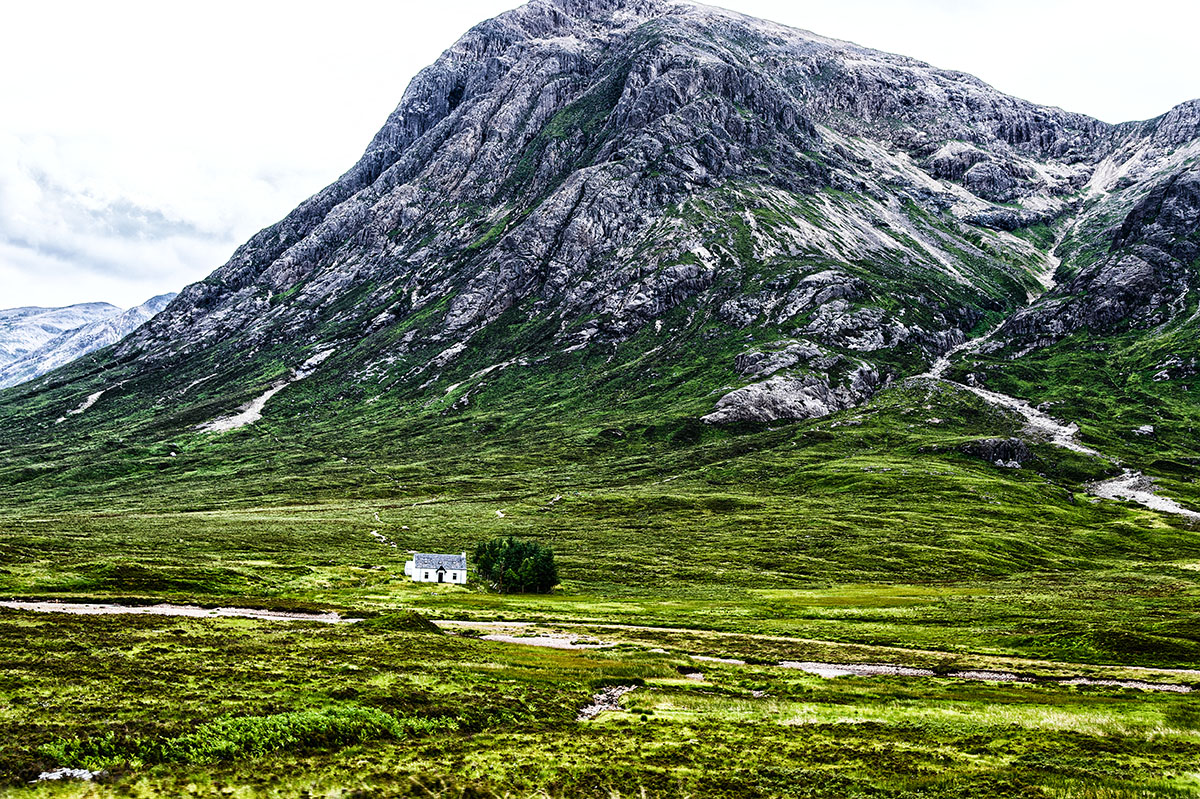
[[474, 536, 559, 593], [1, 273, 1199, 798], [40, 708, 457, 770], [954, 321, 1200, 506], [1, 226, 1197, 796]]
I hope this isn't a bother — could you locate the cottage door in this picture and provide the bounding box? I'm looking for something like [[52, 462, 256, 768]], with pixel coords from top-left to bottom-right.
[[437, 567, 445, 583]]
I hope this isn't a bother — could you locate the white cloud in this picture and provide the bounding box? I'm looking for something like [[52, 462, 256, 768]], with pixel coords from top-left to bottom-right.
[[0, 0, 1195, 308], [740, 0, 1199, 123]]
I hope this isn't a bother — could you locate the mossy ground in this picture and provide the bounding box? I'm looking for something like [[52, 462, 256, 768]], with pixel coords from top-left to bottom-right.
[[2, 382, 1199, 796], [2, 610, 1198, 798], [1, 39, 1197, 791]]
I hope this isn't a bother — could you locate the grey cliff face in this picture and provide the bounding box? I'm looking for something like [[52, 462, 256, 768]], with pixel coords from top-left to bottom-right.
[[1000, 160, 1200, 348], [702, 339, 883, 424], [30, 0, 1192, 430]]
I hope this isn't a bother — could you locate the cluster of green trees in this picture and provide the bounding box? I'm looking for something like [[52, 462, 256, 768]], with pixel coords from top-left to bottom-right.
[[473, 537, 558, 594]]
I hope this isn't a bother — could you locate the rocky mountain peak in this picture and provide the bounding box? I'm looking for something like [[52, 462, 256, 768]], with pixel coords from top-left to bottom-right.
[[15, 0, 1196, 437], [1148, 98, 1200, 146], [548, 0, 672, 16], [0, 303, 121, 365]]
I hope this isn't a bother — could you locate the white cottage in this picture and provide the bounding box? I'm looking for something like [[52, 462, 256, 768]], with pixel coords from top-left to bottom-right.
[[404, 552, 468, 584]]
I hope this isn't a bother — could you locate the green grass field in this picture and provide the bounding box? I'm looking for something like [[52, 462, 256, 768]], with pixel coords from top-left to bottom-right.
[[1, 312, 1199, 796], [2, 609, 1198, 798]]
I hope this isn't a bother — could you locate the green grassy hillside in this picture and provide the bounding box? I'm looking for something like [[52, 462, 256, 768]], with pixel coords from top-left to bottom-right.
[[3, 251, 1198, 795]]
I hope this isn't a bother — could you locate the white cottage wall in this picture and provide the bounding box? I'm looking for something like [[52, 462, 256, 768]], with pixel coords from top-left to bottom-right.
[[404, 555, 468, 584]]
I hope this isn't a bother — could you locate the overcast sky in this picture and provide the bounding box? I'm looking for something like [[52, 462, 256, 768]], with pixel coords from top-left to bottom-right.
[[2, 0, 1196, 309]]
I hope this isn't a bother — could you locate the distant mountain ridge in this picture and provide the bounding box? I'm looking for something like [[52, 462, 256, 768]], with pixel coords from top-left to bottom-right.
[[0, 303, 120, 365], [0, 294, 176, 389]]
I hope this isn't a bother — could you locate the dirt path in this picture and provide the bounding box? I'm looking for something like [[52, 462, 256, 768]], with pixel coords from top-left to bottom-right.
[[781, 661, 934, 678], [779, 661, 1192, 693], [0, 600, 357, 624], [431, 620, 614, 650], [447, 617, 1194, 693], [1089, 470, 1200, 521], [480, 633, 613, 650]]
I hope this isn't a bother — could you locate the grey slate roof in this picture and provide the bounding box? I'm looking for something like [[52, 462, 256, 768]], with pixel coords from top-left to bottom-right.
[[413, 553, 467, 570]]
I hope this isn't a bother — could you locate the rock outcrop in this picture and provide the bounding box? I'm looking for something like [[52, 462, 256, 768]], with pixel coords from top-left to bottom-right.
[[1001, 160, 1200, 347]]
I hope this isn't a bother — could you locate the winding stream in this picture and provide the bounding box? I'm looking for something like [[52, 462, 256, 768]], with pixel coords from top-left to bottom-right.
[[919, 322, 1197, 519], [3, 604, 1192, 694]]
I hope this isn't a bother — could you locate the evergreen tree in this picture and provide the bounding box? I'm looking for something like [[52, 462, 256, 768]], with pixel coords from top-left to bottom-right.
[[474, 537, 558, 593]]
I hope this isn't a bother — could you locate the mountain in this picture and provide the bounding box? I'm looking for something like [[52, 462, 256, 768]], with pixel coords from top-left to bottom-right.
[[0, 0, 1197, 520], [0, 303, 120, 367], [0, 294, 177, 390], [5, 5, 1200, 793]]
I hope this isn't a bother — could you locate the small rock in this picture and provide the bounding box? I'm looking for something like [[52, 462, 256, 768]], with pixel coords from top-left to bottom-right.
[[35, 768, 102, 783]]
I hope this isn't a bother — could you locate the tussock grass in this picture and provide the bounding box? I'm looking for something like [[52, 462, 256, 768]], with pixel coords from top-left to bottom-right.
[[39, 707, 456, 769]]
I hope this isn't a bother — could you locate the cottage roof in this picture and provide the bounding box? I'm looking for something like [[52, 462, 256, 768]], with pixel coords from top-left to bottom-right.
[[413, 552, 467, 570]]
